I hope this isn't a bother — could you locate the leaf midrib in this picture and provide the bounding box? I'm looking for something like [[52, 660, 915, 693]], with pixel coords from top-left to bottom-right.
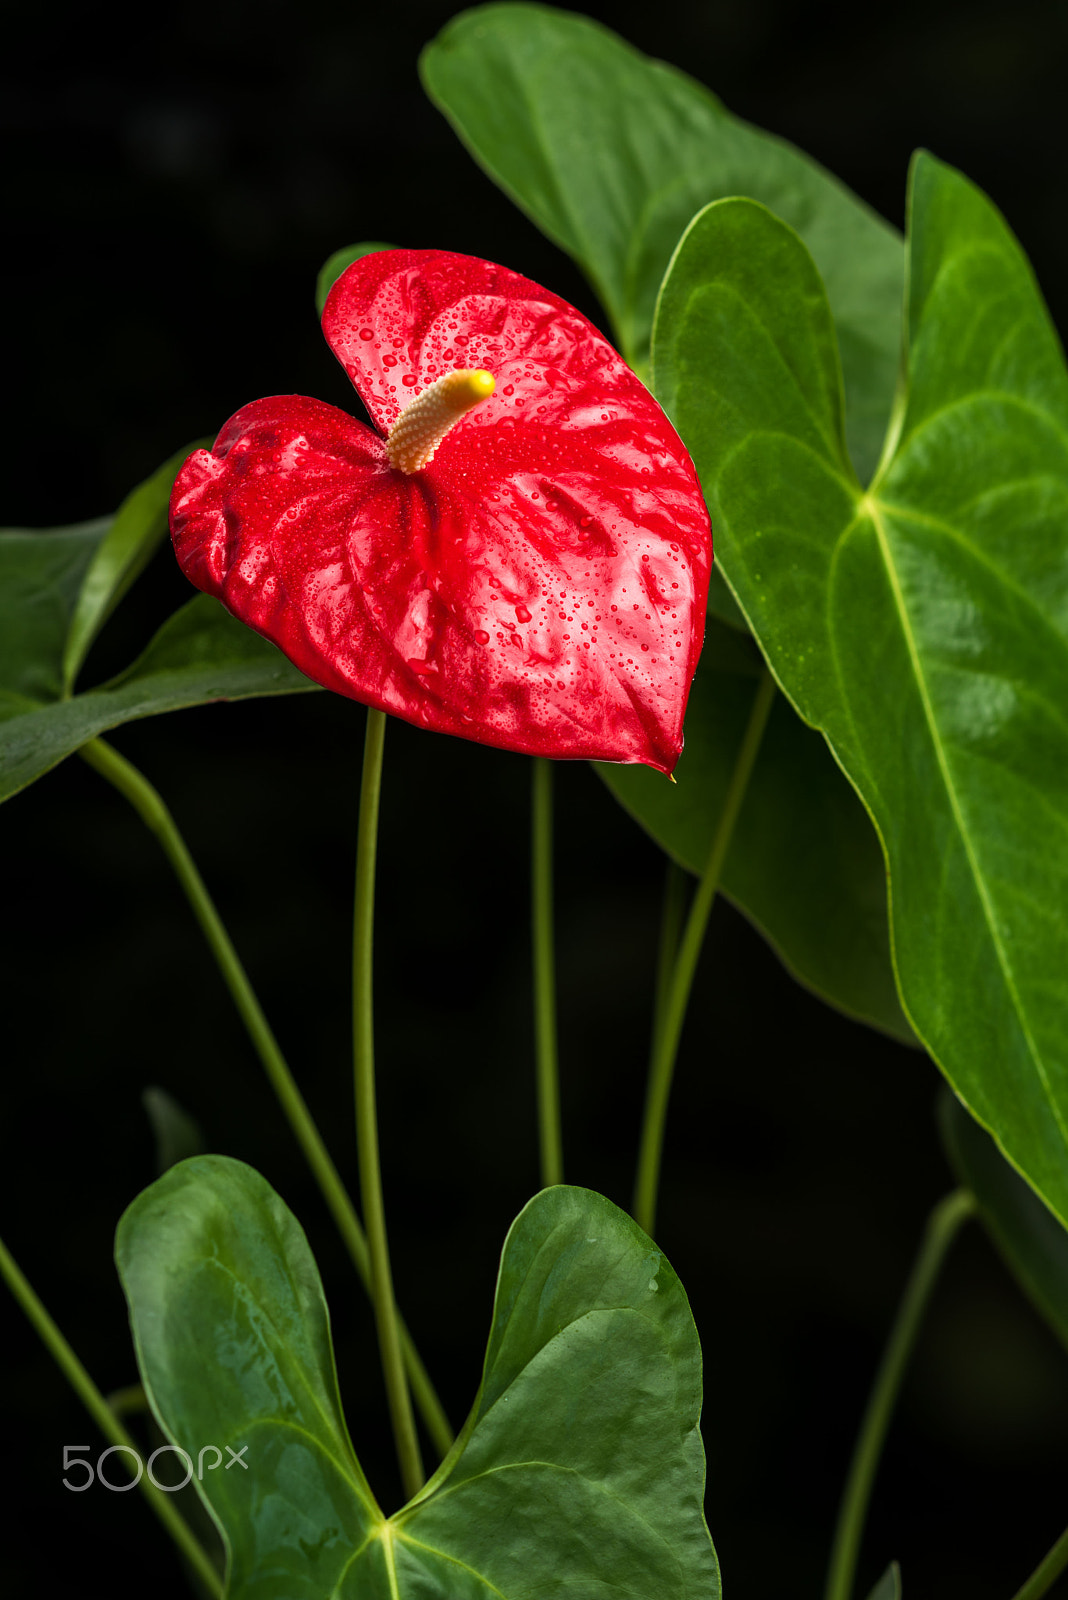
[[864, 493, 1066, 1150]]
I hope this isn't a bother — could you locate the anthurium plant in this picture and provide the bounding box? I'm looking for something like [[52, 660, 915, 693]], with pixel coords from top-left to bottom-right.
[[3, 6, 1067, 1599]]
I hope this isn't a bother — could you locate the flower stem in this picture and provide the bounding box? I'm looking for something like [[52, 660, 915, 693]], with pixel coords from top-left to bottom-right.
[[0, 1230, 223, 1598], [1010, 1525, 1068, 1600], [632, 668, 776, 1236], [531, 758, 563, 1187], [650, 860, 690, 1052], [352, 709, 424, 1502], [824, 1187, 976, 1600], [78, 736, 453, 1463]]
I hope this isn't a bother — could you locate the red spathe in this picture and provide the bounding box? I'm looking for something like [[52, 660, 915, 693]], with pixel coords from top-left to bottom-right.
[[170, 249, 712, 773]]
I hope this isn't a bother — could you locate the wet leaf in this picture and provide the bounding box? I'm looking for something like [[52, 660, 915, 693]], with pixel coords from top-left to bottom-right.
[[174, 249, 711, 774]]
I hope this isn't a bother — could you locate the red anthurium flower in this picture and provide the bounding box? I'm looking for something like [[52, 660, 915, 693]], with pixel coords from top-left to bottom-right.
[[170, 249, 711, 773]]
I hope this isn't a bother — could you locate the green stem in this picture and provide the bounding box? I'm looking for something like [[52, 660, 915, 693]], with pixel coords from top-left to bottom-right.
[[0, 1231, 223, 1597], [650, 860, 689, 1055], [824, 1187, 976, 1600], [79, 736, 453, 1463], [531, 758, 563, 1187], [352, 709, 424, 1502], [632, 668, 776, 1236], [1010, 1525, 1068, 1600]]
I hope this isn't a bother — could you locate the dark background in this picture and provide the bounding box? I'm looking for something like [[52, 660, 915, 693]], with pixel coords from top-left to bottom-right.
[[3, 1, 1068, 1596]]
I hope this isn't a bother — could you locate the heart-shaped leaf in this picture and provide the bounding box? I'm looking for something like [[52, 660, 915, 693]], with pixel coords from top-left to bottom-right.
[[653, 157, 1068, 1220], [421, 2, 902, 483], [597, 619, 913, 1040], [116, 1157, 720, 1599], [172, 248, 712, 774]]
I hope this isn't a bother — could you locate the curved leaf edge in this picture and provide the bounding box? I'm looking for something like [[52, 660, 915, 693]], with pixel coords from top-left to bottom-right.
[[595, 754, 916, 1046], [654, 176, 1068, 1224]]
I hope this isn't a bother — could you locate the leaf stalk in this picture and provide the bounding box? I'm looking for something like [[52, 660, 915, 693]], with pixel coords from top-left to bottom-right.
[[0, 1230, 224, 1597], [1009, 1524, 1068, 1600], [532, 757, 564, 1187], [824, 1187, 976, 1600], [78, 736, 453, 1462], [352, 709, 425, 1501], [632, 667, 776, 1235]]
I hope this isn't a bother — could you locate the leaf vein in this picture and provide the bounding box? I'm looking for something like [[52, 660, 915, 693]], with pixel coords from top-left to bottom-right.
[[865, 497, 1068, 1149]]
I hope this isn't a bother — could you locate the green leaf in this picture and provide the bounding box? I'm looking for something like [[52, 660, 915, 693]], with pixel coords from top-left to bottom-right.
[[61, 442, 206, 695], [421, 2, 903, 481], [0, 595, 318, 804], [117, 1158, 720, 1599], [117, 1155, 377, 1597], [0, 517, 111, 709], [142, 1086, 205, 1175], [866, 1562, 902, 1600], [653, 158, 1068, 1222], [598, 619, 912, 1040], [315, 242, 395, 315], [940, 1091, 1068, 1357], [423, 0, 913, 1040], [706, 566, 749, 632], [0, 446, 321, 805]]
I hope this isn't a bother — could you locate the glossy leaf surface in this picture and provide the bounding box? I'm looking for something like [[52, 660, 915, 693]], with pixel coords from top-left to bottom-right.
[[117, 1157, 720, 1599], [0, 594, 315, 804], [597, 620, 912, 1040], [654, 160, 1068, 1219], [172, 248, 711, 773], [940, 1092, 1068, 1356], [421, 2, 902, 483]]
